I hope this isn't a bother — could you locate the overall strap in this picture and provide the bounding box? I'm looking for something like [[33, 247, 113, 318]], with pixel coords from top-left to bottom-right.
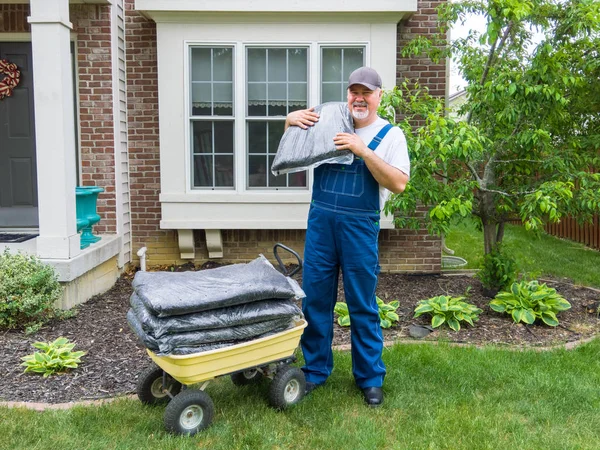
[[367, 123, 393, 150]]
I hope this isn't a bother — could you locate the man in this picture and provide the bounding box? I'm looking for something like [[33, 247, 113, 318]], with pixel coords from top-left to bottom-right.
[[285, 67, 410, 407]]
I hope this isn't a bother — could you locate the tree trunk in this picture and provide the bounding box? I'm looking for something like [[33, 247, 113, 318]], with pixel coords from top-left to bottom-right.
[[483, 222, 498, 254]]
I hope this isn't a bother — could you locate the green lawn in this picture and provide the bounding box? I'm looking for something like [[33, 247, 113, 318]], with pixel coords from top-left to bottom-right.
[[2, 341, 600, 449], [444, 220, 600, 288]]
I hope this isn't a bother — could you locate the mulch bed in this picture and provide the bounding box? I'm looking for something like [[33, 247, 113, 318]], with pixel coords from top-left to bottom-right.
[[1, 266, 599, 405]]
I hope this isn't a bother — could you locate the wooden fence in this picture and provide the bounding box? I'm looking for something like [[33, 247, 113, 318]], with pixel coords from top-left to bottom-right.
[[544, 215, 600, 250]]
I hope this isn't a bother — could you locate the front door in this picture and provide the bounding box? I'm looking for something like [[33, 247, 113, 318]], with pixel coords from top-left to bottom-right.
[[0, 42, 37, 228]]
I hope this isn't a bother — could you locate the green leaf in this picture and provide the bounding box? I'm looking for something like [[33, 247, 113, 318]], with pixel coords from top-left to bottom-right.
[[541, 312, 559, 327], [338, 316, 351, 327], [431, 314, 446, 328], [522, 309, 536, 324], [380, 319, 392, 329], [414, 304, 434, 314], [447, 318, 460, 332]]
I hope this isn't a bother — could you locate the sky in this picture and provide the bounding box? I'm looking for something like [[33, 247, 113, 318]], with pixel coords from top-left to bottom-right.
[[448, 14, 487, 94]]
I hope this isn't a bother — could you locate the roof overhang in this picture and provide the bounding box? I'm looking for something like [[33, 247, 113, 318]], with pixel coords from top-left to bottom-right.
[[135, 0, 417, 23]]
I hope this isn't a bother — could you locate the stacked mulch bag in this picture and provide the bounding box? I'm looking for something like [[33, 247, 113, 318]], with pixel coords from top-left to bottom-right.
[[127, 255, 305, 356]]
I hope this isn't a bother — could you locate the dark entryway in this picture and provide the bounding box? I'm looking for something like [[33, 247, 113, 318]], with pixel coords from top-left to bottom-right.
[[0, 42, 37, 228]]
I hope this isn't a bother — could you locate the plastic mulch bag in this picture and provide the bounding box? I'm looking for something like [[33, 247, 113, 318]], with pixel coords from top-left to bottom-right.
[[130, 292, 302, 338], [126, 309, 293, 355], [127, 310, 231, 354], [132, 255, 305, 317], [271, 102, 355, 175]]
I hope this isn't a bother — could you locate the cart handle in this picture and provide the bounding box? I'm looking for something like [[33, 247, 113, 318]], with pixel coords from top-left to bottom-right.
[[273, 243, 302, 277]]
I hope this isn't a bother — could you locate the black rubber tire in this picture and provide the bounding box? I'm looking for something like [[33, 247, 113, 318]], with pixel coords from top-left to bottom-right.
[[136, 365, 182, 405], [164, 390, 214, 436], [231, 368, 263, 386], [268, 366, 305, 410]]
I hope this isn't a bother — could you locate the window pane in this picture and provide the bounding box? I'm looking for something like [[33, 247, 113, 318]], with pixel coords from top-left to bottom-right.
[[248, 122, 266, 154], [268, 48, 287, 82], [213, 48, 233, 81], [343, 48, 364, 79], [192, 121, 212, 154], [214, 121, 234, 154], [191, 83, 212, 116], [322, 83, 342, 103], [213, 83, 233, 116], [191, 48, 211, 81], [268, 121, 285, 153], [248, 48, 266, 82], [248, 155, 268, 187], [288, 171, 307, 187], [268, 155, 286, 187], [248, 83, 267, 116], [268, 83, 287, 116], [193, 155, 213, 187], [192, 120, 234, 188], [289, 83, 307, 107], [322, 48, 342, 82], [289, 48, 307, 82], [215, 155, 234, 187]]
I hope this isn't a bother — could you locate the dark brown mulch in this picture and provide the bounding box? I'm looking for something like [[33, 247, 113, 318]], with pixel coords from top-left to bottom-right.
[[0, 266, 599, 405]]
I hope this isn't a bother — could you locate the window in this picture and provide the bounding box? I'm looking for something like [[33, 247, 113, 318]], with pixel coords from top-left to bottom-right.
[[321, 47, 365, 102], [247, 47, 308, 189], [188, 44, 366, 191], [190, 47, 235, 189]]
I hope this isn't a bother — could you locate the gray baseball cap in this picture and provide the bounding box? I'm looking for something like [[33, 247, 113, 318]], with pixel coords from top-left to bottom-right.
[[347, 66, 382, 90]]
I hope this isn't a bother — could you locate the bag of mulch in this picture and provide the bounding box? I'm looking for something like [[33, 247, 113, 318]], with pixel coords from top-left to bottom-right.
[[130, 292, 302, 338], [126, 309, 293, 355], [132, 255, 305, 317], [271, 102, 355, 175]]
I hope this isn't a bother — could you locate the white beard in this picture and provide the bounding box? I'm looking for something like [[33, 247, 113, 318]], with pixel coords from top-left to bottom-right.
[[352, 108, 369, 120]]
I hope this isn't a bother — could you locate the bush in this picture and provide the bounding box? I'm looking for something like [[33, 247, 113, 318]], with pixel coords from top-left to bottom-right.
[[475, 246, 518, 296], [334, 297, 400, 329], [490, 280, 571, 326], [414, 295, 482, 332], [0, 249, 62, 329]]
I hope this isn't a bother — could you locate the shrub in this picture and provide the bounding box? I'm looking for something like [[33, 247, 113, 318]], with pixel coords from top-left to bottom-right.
[[490, 280, 571, 326], [414, 295, 482, 332], [0, 249, 62, 329], [334, 297, 400, 329], [476, 246, 518, 295], [21, 337, 86, 377]]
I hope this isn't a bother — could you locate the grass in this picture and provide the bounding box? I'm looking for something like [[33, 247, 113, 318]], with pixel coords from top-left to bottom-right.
[[444, 220, 600, 288], [2, 221, 599, 448], [2, 341, 600, 449]]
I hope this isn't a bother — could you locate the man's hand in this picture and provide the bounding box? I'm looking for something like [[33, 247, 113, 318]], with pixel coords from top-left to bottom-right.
[[285, 107, 320, 130], [333, 133, 368, 158]]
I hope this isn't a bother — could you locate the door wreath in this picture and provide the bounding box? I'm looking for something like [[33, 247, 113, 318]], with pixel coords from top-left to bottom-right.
[[0, 59, 21, 100]]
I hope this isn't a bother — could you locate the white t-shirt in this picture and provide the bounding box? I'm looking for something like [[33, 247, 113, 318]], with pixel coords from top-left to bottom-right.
[[354, 117, 411, 209]]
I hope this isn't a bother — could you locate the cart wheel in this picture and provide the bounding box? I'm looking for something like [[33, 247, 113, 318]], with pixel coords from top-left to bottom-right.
[[268, 366, 305, 410], [137, 365, 182, 405], [164, 390, 214, 436], [231, 368, 263, 386]]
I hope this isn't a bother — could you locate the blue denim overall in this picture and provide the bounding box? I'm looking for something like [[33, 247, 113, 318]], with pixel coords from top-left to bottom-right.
[[301, 124, 393, 389]]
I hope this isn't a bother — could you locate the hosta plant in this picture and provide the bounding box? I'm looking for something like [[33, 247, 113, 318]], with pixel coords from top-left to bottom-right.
[[334, 297, 400, 329], [414, 295, 482, 332], [21, 337, 86, 377], [490, 280, 571, 326]]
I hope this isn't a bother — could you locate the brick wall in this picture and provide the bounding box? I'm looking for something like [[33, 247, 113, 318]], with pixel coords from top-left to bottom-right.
[[380, 0, 447, 273], [71, 5, 117, 234]]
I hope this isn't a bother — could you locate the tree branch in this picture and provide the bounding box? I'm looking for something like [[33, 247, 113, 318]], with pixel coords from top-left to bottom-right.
[[467, 21, 515, 125]]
